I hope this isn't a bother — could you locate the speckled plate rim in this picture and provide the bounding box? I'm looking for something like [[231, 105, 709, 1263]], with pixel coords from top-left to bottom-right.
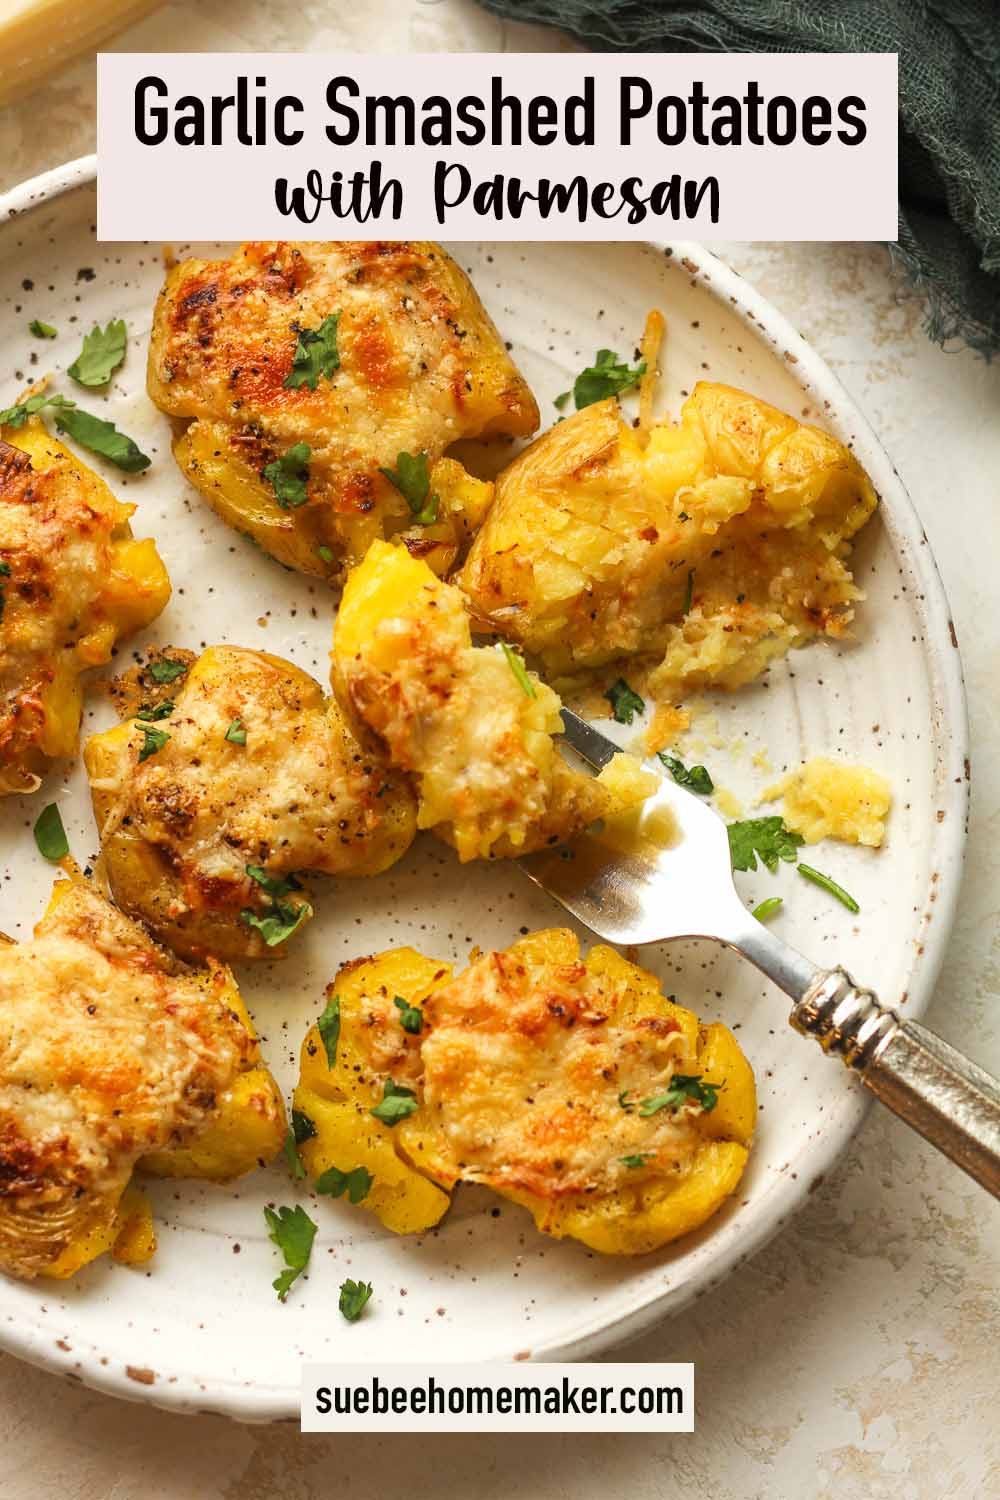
[[0, 155, 970, 1419]]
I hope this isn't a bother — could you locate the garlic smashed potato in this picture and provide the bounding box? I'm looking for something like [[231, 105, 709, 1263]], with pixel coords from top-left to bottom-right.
[[458, 381, 877, 699], [293, 930, 755, 1255], [0, 413, 170, 796], [763, 756, 891, 847], [84, 645, 416, 962], [332, 539, 656, 860], [148, 240, 536, 581], [0, 880, 284, 1283]]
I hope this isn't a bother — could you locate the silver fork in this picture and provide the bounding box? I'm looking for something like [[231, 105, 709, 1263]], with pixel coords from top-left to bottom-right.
[[519, 708, 1000, 1197]]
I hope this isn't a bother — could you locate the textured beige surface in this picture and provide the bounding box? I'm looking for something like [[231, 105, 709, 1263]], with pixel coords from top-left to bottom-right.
[[1, 3, 998, 1495]]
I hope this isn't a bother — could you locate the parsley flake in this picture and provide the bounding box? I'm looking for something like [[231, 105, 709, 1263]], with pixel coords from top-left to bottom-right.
[[561, 349, 646, 411], [316, 545, 335, 565], [370, 1079, 418, 1127], [225, 718, 247, 745], [379, 450, 439, 526], [639, 1075, 721, 1116], [728, 816, 804, 874], [263, 441, 311, 509], [240, 899, 311, 948], [339, 1278, 374, 1323], [621, 1153, 654, 1169], [752, 896, 784, 922], [393, 995, 424, 1035], [317, 995, 341, 1068], [29, 320, 57, 339], [797, 863, 860, 913], [283, 1127, 307, 1181], [67, 319, 127, 387], [316, 1164, 374, 1204], [292, 1108, 317, 1145], [54, 404, 150, 472], [658, 752, 714, 795], [137, 726, 170, 762], [284, 313, 341, 390], [497, 641, 536, 698], [264, 1204, 317, 1302], [605, 677, 645, 725], [136, 700, 173, 722], [33, 803, 69, 862], [148, 658, 188, 684], [0, 393, 74, 429], [618, 1090, 636, 1112]]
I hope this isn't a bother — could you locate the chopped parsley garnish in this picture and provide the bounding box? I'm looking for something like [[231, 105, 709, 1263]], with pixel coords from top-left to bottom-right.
[[317, 995, 341, 1068], [53, 404, 150, 472], [393, 995, 424, 1035], [316, 545, 335, 564], [683, 568, 695, 615], [263, 441, 311, 509], [33, 803, 68, 862], [29, 320, 57, 339], [136, 700, 174, 721], [240, 898, 311, 948], [264, 1204, 317, 1302], [339, 1278, 374, 1323], [0, 392, 74, 429], [621, 1153, 653, 1169], [639, 1074, 721, 1116], [316, 1164, 374, 1204], [618, 1090, 636, 1112], [557, 349, 647, 411], [379, 450, 440, 526], [497, 641, 536, 698], [752, 896, 784, 922], [370, 1079, 419, 1126], [658, 752, 714, 795], [283, 1127, 307, 1181], [137, 726, 170, 762], [797, 863, 860, 913], [67, 319, 127, 387], [605, 677, 645, 725], [225, 717, 247, 745], [728, 816, 804, 874], [148, 658, 188, 684], [284, 313, 341, 391], [246, 866, 300, 898]]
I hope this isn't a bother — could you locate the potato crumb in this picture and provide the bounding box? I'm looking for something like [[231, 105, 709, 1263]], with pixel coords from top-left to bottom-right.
[[644, 703, 691, 753], [762, 757, 891, 847], [713, 786, 743, 819]]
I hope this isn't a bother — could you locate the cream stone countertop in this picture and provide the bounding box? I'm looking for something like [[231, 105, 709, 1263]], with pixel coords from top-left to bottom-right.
[[1, 3, 998, 1496]]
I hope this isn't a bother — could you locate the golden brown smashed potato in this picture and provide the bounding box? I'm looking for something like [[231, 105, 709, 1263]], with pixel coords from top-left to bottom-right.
[[84, 645, 416, 963], [0, 880, 283, 1283], [332, 539, 655, 860], [292, 930, 755, 1255], [0, 413, 170, 795], [458, 382, 877, 699], [148, 240, 537, 582]]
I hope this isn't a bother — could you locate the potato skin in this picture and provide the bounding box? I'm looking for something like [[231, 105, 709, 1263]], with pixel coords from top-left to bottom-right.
[[148, 240, 536, 581], [458, 381, 877, 697], [85, 644, 416, 962], [293, 948, 453, 1235], [293, 932, 755, 1256], [332, 539, 654, 861], [0, 415, 170, 795]]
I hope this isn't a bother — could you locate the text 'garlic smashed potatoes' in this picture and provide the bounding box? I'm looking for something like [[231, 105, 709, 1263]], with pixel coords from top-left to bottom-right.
[[0, 880, 284, 1283], [148, 240, 538, 581], [293, 930, 756, 1255], [0, 414, 170, 795], [332, 539, 656, 861], [459, 381, 877, 699], [84, 645, 416, 962]]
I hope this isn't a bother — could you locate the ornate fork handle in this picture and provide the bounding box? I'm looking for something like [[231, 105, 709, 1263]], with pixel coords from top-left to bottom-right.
[[790, 968, 1000, 1197]]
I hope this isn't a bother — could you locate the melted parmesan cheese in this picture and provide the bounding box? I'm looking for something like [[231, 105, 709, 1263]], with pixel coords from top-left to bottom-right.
[[0, 882, 250, 1280], [147, 240, 538, 578]]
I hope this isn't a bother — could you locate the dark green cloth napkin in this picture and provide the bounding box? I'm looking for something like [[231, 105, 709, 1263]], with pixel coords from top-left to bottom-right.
[[476, 0, 1000, 356]]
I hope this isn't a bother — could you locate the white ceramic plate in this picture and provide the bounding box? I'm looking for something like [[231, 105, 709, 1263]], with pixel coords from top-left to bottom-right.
[[0, 157, 968, 1420]]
